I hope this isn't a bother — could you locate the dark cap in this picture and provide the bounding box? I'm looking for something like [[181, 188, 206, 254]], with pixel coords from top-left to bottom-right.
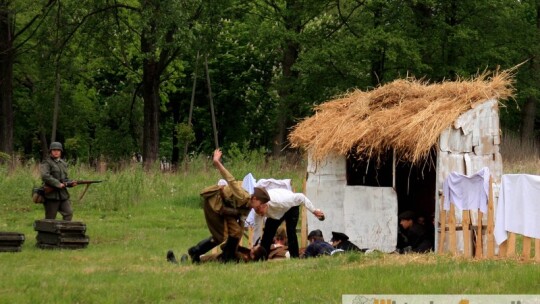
[[49, 142, 63, 151], [330, 231, 349, 242], [307, 229, 323, 240], [252, 187, 270, 203], [398, 210, 416, 220]]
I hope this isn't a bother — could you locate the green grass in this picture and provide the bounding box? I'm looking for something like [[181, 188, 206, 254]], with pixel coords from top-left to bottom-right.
[[0, 151, 539, 304]]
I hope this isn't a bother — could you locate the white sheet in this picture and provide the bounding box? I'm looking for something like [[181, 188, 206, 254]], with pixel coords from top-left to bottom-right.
[[495, 174, 540, 245]]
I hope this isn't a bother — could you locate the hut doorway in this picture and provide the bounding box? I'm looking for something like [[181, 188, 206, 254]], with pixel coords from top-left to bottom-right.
[[346, 148, 437, 222], [395, 148, 437, 223]]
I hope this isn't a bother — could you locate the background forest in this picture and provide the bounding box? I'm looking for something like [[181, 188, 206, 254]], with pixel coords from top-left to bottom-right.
[[1, 0, 539, 168]]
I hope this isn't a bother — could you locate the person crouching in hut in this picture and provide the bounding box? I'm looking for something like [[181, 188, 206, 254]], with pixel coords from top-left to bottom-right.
[[396, 210, 433, 253]]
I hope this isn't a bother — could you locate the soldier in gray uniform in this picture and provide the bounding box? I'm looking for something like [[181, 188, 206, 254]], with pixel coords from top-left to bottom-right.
[[40, 142, 77, 221]]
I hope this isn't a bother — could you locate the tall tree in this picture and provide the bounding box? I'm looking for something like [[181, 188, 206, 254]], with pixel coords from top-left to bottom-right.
[[0, 0, 56, 158], [521, 1, 540, 143], [246, 0, 335, 156]]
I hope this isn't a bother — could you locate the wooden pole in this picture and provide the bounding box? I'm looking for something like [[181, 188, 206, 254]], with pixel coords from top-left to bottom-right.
[[507, 232, 516, 257], [475, 210, 483, 259], [438, 195, 447, 253], [78, 184, 91, 202], [448, 204, 457, 255], [183, 51, 200, 168], [535, 238, 540, 262], [205, 54, 219, 149], [462, 210, 471, 257], [486, 176, 495, 258], [522, 236, 531, 261], [300, 172, 308, 248]]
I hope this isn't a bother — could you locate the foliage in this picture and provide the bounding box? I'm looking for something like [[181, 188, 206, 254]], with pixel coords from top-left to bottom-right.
[[5, 0, 540, 163]]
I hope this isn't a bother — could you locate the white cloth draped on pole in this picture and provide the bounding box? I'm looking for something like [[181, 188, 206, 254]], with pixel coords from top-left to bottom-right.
[[442, 167, 490, 213], [495, 174, 540, 245]]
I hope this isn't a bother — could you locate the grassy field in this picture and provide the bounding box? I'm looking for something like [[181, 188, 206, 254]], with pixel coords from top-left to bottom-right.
[[1, 146, 539, 304]]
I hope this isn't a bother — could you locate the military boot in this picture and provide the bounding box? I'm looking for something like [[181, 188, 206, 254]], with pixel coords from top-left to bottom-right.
[[187, 237, 218, 263], [220, 237, 240, 263]]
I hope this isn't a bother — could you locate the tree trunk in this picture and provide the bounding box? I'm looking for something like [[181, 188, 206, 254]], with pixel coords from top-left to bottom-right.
[[370, 3, 384, 86], [0, 3, 14, 157], [521, 96, 537, 143], [521, 3, 540, 144], [51, 69, 60, 143], [171, 96, 180, 169], [141, 59, 160, 170], [272, 0, 301, 157], [141, 20, 160, 170]]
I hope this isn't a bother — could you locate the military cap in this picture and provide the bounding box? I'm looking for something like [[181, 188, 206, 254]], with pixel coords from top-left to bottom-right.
[[330, 231, 349, 242], [252, 187, 270, 203]]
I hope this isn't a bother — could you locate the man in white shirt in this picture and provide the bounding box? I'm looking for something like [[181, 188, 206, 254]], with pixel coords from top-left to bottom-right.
[[250, 187, 325, 258]]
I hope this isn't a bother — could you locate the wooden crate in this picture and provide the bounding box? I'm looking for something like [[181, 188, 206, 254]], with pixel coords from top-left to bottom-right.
[[34, 220, 89, 250], [0, 232, 25, 252]]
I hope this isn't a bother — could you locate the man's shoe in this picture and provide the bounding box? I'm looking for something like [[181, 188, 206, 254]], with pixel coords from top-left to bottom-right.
[[180, 254, 188, 264], [167, 250, 178, 264]]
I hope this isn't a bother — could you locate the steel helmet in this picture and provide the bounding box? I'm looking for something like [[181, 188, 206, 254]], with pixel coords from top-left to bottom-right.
[[49, 142, 63, 151]]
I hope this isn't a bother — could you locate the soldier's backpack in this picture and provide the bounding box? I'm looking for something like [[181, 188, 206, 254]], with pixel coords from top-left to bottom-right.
[[31, 187, 45, 204]]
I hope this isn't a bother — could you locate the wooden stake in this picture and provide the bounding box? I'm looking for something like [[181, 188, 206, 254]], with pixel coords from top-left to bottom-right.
[[522, 236, 531, 261], [462, 210, 471, 257], [486, 176, 495, 258], [535, 238, 540, 262], [205, 54, 219, 149], [507, 232, 516, 257], [78, 184, 91, 202], [475, 210, 483, 259], [300, 172, 308, 248], [438, 195, 447, 253], [448, 204, 457, 255]]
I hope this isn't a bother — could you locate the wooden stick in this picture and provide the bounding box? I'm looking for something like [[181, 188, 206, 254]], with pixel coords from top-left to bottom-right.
[[475, 210, 483, 259], [486, 176, 495, 258], [300, 173, 308, 248], [448, 204, 457, 255], [506, 232, 516, 257], [522, 236, 531, 261], [498, 240, 507, 257], [438, 195, 447, 254], [535, 238, 540, 262], [462, 210, 471, 257], [78, 184, 91, 202]]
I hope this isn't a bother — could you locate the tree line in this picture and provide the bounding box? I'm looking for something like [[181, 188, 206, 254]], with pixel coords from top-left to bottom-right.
[[0, 0, 538, 168]]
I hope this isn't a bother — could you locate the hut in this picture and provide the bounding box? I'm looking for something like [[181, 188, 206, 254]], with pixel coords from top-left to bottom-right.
[[289, 72, 514, 253]]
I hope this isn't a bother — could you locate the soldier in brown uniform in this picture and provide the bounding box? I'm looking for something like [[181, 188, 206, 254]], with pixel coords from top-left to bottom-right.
[[168, 149, 252, 264], [40, 142, 77, 221]]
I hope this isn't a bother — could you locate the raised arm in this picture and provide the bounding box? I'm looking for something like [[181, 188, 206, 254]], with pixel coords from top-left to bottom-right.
[[212, 149, 247, 200]]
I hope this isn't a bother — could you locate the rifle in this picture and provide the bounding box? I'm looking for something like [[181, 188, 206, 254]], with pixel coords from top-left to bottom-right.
[[43, 180, 103, 201]]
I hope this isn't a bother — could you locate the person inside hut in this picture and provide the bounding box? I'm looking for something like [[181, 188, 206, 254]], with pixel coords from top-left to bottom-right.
[[301, 229, 334, 258], [396, 210, 433, 253], [416, 213, 435, 251], [330, 231, 366, 253]]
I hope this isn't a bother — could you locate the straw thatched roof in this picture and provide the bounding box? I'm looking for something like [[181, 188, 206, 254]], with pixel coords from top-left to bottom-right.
[[288, 71, 514, 164]]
